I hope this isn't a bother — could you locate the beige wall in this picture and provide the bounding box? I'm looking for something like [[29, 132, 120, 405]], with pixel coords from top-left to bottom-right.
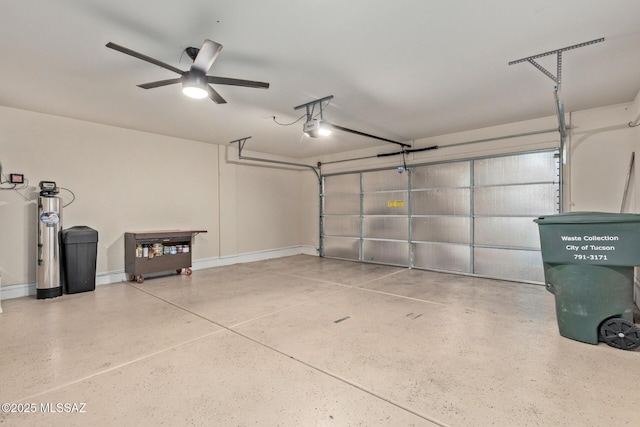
[[219, 145, 314, 256], [3, 96, 639, 294], [312, 115, 560, 176], [632, 91, 640, 212], [631, 91, 640, 308], [568, 103, 637, 212], [0, 106, 307, 290]]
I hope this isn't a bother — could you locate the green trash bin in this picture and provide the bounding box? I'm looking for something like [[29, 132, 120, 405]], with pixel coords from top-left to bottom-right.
[[535, 212, 640, 350]]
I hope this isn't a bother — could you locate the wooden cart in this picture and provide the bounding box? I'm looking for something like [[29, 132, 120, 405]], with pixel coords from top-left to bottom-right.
[[124, 230, 206, 283]]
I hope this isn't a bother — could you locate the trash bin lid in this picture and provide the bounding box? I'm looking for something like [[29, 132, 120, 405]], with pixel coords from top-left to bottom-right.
[[62, 226, 98, 244], [535, 212, 640, 225]]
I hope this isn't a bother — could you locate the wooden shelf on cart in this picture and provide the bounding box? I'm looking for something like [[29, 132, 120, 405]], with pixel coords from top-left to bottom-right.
[[124, 230, 207, 282]]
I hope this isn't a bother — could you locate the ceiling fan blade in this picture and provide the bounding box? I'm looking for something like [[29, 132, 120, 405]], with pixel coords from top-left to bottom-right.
[[191, 39, 223, 73], [207, 85, 227, 104], [106, 42, 184, 75], [137, 78, 183, 89], [206, 76, 270, 89]]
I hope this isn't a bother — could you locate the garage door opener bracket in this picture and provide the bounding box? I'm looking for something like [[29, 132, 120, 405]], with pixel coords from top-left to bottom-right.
[[230, 136, 321, 182], [509, 37, 604, 139]]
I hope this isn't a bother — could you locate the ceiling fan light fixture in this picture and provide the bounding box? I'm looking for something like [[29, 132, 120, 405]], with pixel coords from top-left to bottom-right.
[[182, 71, 208, 99], [182, 86, 208, 99]]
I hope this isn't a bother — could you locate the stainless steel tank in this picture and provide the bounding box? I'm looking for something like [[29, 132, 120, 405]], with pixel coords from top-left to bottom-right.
[[37, 195, 63, 299]]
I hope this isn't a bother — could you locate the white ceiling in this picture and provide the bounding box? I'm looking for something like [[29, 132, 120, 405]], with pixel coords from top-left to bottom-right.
[[2, 0, 640, 159]]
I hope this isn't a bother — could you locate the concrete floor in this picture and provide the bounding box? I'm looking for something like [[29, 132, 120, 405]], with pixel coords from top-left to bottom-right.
[[0, 255, 637, 426]]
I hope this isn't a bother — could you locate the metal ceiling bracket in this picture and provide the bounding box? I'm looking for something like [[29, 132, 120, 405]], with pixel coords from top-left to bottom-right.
[[230, 136, 321, 182], [509, 38, 604, 212], [294, 95, 334, 122], [509, 37, 604, 91], [231, 136, 252, 153], [554, 86, 567, 212], [554, 88, 567, 139]]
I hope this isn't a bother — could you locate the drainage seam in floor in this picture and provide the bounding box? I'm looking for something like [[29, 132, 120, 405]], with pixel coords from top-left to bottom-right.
[[18, 328, 227, 402], [126, 282, 451, 427], [19, 277, 449, 425], [282, 268, 449, 308]]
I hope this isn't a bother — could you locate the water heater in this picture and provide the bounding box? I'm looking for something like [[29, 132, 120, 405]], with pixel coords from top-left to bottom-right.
[[37, 181, 63, 299]]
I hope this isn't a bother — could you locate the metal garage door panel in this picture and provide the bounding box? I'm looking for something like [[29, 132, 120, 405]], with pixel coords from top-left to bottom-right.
[[324, 216, 361, 237], [363, 216, 408, 240], [324, 174, 361, 194], [474, 247, 544, 282], [475, 151, 557, 186], [412, 216, 471, 244], [320, 149, 558, 283], [363, 192, 408, 215], [363, 240, 409, 266], [413, 242, 472, 273], [475, 216, 540, 249], [412, 161, 471, 189], [323, 237, 360, 260], [412, 188, 471, 215], [474, 184, 557, 215], [362, 169, 408, 192], [324, 194, 361, 215]]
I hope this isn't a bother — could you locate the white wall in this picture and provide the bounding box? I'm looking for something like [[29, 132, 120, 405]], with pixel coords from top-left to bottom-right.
[[0, 106, 309, 296]]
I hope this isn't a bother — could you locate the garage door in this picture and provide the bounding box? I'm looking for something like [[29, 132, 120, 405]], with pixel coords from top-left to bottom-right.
[[321, 149, 559, 283]]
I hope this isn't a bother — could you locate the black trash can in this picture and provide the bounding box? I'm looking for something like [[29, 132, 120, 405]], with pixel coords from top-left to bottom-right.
[[61, 226, 98, 294]]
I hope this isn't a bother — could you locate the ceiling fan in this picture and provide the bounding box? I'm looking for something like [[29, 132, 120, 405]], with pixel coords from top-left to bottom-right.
[[106, 39, 269, 104]]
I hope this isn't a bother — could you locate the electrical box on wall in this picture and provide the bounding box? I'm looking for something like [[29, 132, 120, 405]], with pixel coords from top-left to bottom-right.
[[10, 174, 24, 184]]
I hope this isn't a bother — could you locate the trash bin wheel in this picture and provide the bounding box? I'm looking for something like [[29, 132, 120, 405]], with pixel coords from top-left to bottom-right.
[[185, 268, 192, 276], [136, 275, 144, 284], [176, 269, 182, 275], [599, 318, 640, 350], [129, 274, 135, 281]]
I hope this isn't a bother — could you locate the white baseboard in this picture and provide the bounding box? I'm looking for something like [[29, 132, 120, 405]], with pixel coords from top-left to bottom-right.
[[195, 245, 318, 269], [0, 245, 318, 302]]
